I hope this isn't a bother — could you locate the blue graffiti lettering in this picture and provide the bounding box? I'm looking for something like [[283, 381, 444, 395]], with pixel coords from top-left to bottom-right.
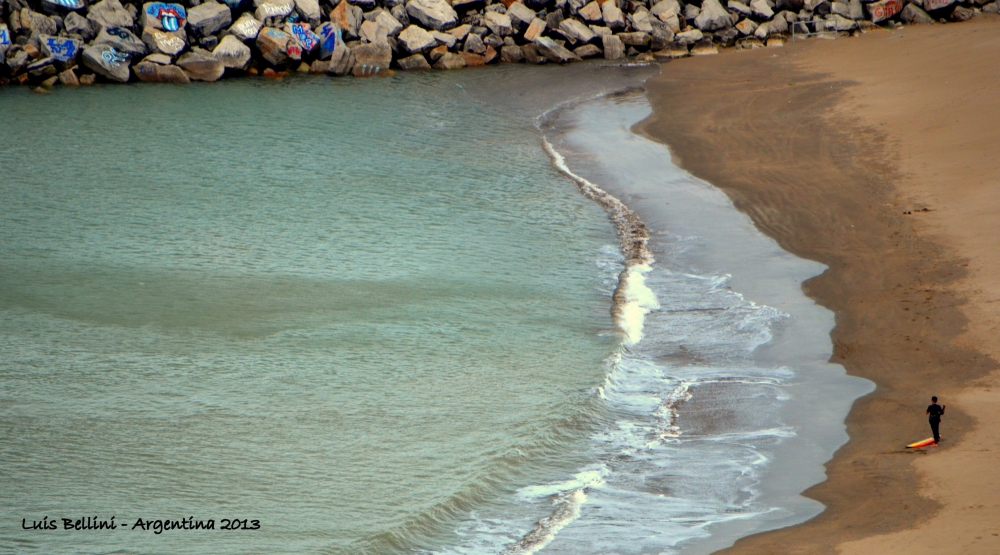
[[101, 47, 129, 66], [317, 22, 340, 59], [106, 27, 131, 40], [44, 37, 78, 61], [0, 28, 10, 46], [290, 23, 319, 51]]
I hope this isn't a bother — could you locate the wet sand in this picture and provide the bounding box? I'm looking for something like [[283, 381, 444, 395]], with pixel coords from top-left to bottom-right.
[[638, 17, 1000, 555]]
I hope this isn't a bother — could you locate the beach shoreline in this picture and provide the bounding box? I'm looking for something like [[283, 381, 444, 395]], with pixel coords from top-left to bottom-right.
[[539, 89, 871, 554], [637, 17, 1000, 554]]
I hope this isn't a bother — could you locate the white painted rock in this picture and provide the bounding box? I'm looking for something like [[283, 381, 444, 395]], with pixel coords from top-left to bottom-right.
[[229, 13, 262, 41], [142, 27, 187, 56]]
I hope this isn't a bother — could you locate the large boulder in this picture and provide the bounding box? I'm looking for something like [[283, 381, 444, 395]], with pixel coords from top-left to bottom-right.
[[20, 9, 58, 35], [500, 44, 522, 62], [81, 43, 131, 81], [229, 13, 262, 41], [430, 30, 456, 47], [398, 24, 437, 52], [87, 0, 135, 29], [506, 2, 536, 31], [376, 11, 404, 37], [433, 51, 466, 69], [848, 0, 864, 18], [94, 26, 148, 57], [142, 27, 187, 55], [287, 23, 320, 53], [735, 17, 757, 34], [351, 40, 391, 74], [483, 11, 513, 35], [673, 28, 702, 44], [330, 0, 362, 39], [602, 33, 623, 58], [359, 19, 381, 42], [186, 1, 231, 36], [256, 26, 299, 65], [212, 34, 251, 68], [463, 32, 485, 53], [315, 21, 341, 59], [58, 67, 81, 86], [326, 43, 354, 75], [398, 52, 431, 69], [141, 2, 186, 31], [405, 0, 458, 30], [629, 8, 654, 32], [602, 1, 626, 30], [65, 12, 97, 39], [39, 35, 82, 62], [134, 60, 190, 82], [578, 0, 603, 22], [694, 0, 732, 30], [176, 48, 224, 81], [293, 0, 321, 25], [533, 36, 579, 63], [523, 17, 546, 40], [558, 18, 595, 43], [619, 30, 653, 46], [949, 4, 974, 20], [749, 0, 774, 18], [651, 0, 681, 19]]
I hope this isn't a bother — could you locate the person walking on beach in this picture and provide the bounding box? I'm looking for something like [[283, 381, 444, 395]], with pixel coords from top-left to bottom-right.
[[927, 396, 946, 444]]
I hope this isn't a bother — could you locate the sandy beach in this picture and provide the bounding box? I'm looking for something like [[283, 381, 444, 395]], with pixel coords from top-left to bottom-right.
[[639, 16, 1000, 555]]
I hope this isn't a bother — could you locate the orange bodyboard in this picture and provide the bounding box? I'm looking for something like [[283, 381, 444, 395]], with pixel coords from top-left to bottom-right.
[[907, 437, 937, 449]]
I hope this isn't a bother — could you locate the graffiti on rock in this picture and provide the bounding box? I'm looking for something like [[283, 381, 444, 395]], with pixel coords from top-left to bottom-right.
[[44, 36, 79, 61], [290, 23, 319, 52], [317, 22, 341, 59], [146, 3, 187, 32], [101, 46, 129, 66], [153, 30, 186, 52], [259, 3, 292, 16], [54, 0, 85, 8], [106, 27, 133, 40], [0, 26, 10, 47]]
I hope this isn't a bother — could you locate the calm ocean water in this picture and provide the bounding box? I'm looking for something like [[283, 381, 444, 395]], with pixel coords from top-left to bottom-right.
[[0, 68, 868, 555], [0, 75, 620, 554]]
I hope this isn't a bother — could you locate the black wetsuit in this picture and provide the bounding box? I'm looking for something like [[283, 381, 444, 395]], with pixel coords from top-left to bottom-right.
[[927, 403, 945, 443]]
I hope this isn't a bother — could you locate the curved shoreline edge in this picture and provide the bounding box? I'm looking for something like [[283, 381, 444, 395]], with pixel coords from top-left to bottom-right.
[[635, 20, 1000, 555], [536, 85, 871, 554]]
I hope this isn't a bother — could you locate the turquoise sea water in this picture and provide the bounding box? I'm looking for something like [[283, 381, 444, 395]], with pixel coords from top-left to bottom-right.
[[0, 75, 621, 554]]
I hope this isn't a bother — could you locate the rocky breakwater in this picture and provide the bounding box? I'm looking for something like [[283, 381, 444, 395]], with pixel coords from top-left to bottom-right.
[[0, 0, 994, 88]]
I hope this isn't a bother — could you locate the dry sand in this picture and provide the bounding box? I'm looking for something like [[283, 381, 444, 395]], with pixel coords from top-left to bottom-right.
[[638, 17, 1000, 555]]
